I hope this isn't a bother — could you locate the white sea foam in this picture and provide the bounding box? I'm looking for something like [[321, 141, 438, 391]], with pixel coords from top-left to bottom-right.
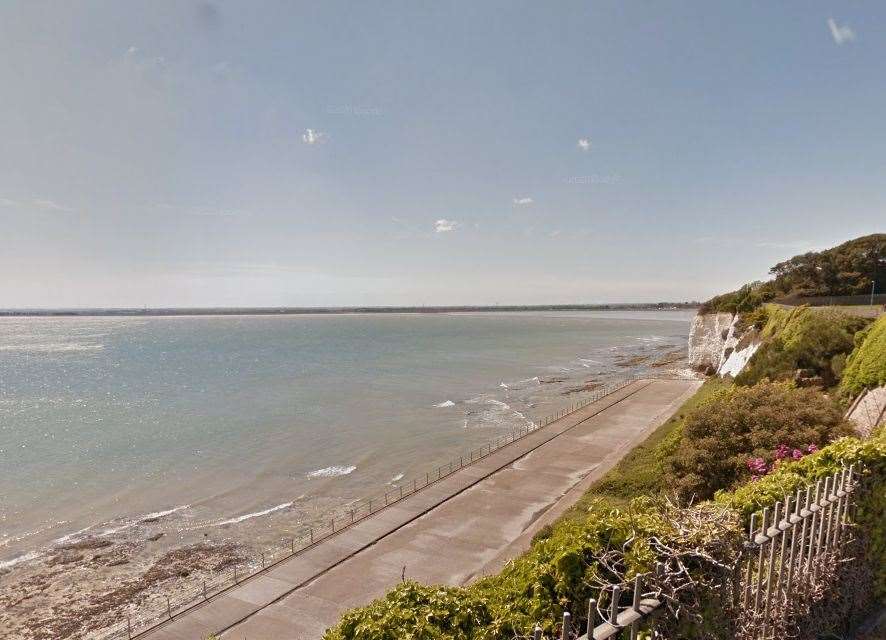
[[215, 502, 293, 526], [53, 525, 94, 546], [307, 465, 357, 478], [499, 376, 539, 390], [0, 342, 103, 353], [388, 473, 405, 484], [433, 400, 455, 408], [0, 550, 40, 570], [140, 504, 191, 522]]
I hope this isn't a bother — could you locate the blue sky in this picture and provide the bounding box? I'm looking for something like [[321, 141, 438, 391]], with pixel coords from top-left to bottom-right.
[[1, 2, 883, 307]]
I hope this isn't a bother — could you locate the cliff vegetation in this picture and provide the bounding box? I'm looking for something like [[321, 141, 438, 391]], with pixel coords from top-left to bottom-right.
[[699, 233, 885, 314]]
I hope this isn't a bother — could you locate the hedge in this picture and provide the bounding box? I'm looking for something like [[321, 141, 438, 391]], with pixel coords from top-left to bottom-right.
[[839, 314, 886, 398]]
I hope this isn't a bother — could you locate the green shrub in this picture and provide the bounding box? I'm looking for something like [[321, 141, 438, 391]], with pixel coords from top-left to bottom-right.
[[715, 427, 886, 599], [666, 381, 853, 501], [839, 315, 886, 398], [735, 306, 869, 387], [575, 379, 730, 507]]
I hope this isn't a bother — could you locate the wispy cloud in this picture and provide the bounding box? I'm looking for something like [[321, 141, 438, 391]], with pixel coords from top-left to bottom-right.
[[755, 240, 816, 252], [0, 197, 74, 212], [302, 128, 327, 145], [33, 198, 73, 212], [577, 138, 591, 152], [434, 219, 459, 233], [512, 197, 533, 206], [122, 45, 167, 69], [828, 18, 855, 45], [187, 209, 250, 218]]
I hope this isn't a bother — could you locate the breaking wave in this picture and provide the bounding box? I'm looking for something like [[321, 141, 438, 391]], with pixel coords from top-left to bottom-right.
[[433, 400, 455, 408], [215, 502, 293, 526], [0, 342, 104, 354], [307, 465, 357, 479]]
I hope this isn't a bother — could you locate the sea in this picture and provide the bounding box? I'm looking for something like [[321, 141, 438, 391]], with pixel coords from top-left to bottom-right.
[[0, 310, 694, 569]]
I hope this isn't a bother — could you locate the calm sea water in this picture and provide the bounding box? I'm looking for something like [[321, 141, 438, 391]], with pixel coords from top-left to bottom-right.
[[0, 311, 692, 565]]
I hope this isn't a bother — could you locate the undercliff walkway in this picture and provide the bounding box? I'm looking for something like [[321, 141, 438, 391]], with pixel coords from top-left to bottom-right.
[[137, 378, 701, 640]]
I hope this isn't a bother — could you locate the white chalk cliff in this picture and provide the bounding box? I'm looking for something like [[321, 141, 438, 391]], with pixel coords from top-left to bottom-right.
[[688, 311, 761, 378]]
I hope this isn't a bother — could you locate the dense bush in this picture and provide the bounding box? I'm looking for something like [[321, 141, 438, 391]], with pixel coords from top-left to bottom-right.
[[735, 306, 869, 387], [666, 381, 853, 501], [840, 315, 886, 398], [698, 283, 775, 314]]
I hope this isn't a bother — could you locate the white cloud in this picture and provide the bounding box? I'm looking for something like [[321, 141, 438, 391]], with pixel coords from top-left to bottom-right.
[[32, 199, 72, 212], [188, 209, 249, 218], [434, 219, 459, 233], [512, 197, 533, 206], [0, 197, 17, 207], [577, 138, 591, 152], [828, 18, 855, 45], [125, 46, 139, 58], [302, 128, 326, 145]]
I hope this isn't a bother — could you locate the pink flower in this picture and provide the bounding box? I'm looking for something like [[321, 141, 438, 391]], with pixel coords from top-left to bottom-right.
[[747, 457, 768, 475], [807, 444, 818, 454], [791, 449, 803, 460]]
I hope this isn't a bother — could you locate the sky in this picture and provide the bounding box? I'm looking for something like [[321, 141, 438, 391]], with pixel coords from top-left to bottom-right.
[[1, 2, 884, 308]]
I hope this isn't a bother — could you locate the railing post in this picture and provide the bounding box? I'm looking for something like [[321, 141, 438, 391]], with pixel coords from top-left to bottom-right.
[[798, 486, 812, 582], [630, 574, 642, 640], [753, 507, 768, 618], [561, 611, 571, 640], [127, 615, 132, 640], [813, 478, 828, 580], [743, 512, 756, 609], [806, 482, 821, 577], [166, 596, 172, 620], [203, 580, 207, 600], [587, 598, 597, 637], [785, 489, 801, 595], [609, 585, 621, 630], [762, 501, 781, 639], [234, 565, 238, 584], [290, 537, 295, 554]]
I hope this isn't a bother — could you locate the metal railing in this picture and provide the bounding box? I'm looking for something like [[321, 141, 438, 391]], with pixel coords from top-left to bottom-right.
[[531, 565, 665, 640], [738, 465, 859, 640], [92, 374, 657, 640]]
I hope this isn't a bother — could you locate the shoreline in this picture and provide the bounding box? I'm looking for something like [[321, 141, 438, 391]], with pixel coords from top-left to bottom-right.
[[1, 320, 694, 640]]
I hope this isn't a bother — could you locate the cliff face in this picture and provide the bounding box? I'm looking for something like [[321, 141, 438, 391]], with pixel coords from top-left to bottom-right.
[[688, 312, 734, 373], [688, 311, 760, 377]]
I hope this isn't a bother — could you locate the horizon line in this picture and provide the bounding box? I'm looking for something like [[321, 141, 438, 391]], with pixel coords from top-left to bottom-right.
[[0, 302, 701, 317]]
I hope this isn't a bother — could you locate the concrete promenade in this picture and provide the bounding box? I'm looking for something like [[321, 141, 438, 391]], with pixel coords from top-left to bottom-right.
[[140, 378, 701, 640]]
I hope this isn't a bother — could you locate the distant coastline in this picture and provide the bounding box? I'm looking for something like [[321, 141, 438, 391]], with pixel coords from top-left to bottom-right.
[[0, 302, 699, 318]]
